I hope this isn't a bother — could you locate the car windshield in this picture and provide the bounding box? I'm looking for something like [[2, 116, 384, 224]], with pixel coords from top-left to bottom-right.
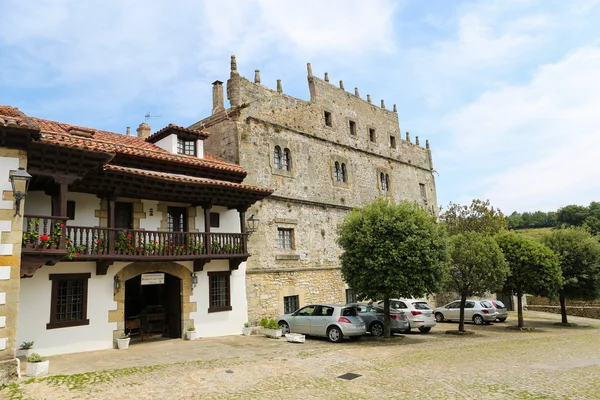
[[341, 307, 358, 317], [493, 300, 506, 308], [412, 302, 431, 310], [480, 301, 493, 308]]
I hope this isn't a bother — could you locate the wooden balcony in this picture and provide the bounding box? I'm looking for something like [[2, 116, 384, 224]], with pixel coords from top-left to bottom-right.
[[20, 215, 249, 277]]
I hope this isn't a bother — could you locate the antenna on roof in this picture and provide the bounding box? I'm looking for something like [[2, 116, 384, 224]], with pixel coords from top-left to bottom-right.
[[144, 112, 161, 122]]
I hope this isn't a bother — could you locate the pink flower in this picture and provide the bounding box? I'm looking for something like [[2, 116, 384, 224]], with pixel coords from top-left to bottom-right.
[[60, 223, 65, 227], [75, 252, 80, 256]]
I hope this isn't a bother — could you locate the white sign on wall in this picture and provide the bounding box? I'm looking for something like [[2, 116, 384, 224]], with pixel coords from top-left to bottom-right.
[[141, 273, 165, 285]]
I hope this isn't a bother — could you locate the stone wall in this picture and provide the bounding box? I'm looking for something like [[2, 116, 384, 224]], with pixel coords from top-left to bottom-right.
[[526, 305, 600, 320], [0, 148, 27, 383]]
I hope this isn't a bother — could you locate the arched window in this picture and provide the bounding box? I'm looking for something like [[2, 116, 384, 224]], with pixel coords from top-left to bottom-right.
[[334, 161, 341, 181], [283, 148, 291, 171], [341, 163, 347, 183], [380, 172, 389, 191], [274, 146, 282, 169]]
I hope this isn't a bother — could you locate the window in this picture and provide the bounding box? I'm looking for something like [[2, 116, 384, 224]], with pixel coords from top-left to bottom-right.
[[47, 273, 90, 329], [419, 183, 427, 198], [345, 289, 356, 304], [296, 305, 316, 316], [380, 172, 390, 191], [67, 201, 76, 220], [210, 212, 220, 228], [273, 146, 292, 171], [348, 120, 356, 135], [278, 228, 294, 249], [168, 207, 187, 232], [315, 306, 334, 316], [390, 135, 396, 148], [284, 295, 299, 314], [208, 271, 231, 313], [341, 163, 347, 183], [369, 128, 376, 142], [334, 162, 348, 183], [177, 138, 196, 156], [324, 111, 332, 126]]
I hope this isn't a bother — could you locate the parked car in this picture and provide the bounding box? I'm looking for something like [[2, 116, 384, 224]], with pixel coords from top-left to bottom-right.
[[433, 300, 497, 325], [347, 303, 409, 336], [378, 299, 437, 333], [489, 299, 508, 322], [277, 304, 366, 343]]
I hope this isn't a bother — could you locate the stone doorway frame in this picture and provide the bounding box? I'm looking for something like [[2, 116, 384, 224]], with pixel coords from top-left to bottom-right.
[[111, 261, 195, 341]]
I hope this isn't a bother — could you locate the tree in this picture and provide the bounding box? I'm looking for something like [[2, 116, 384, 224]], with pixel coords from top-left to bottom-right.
[[445, 232, 509, 332], [495, 232, 562, 328], [541, 228, 600, 324], [442, 199, 507, 236], [506, 212, 524, 230], [556, 205, 589, 227], [337, 199, 448, 337]]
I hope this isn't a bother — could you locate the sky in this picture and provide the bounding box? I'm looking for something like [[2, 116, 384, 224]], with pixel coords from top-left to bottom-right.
[[1, 0, 599, 214]]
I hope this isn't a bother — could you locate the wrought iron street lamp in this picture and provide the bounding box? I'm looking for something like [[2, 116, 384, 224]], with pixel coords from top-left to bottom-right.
[[246, 214, 260, 235], [9, 167, 32, 217]]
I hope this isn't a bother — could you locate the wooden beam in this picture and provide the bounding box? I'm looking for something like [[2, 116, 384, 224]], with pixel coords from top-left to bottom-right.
[[194, 259, 208, 272], [96, 260, 115, 275]]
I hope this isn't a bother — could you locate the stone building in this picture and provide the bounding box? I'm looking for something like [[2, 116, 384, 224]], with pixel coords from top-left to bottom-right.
[[190, 57, 438, 321]]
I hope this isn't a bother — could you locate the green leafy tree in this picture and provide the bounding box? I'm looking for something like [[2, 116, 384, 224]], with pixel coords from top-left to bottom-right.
[[337, 199, 448, 337], [556, 205, 589, 227], [495, 232, 562, 328], [541, 228, 600, 324], [442, 199, 507, 236], [506, 212, 524, 230], [445, 232, 509, 332]]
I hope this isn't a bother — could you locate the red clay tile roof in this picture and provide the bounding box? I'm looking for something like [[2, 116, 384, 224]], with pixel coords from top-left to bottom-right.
[[103, 165, 273, 194], [30, 117, 246, 176], [146, 123, 210, 143], [0, 105, 39, 130]]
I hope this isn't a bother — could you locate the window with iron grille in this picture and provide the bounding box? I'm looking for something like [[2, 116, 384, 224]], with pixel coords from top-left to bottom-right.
[[346, 289, 356, 304], [177, 138, 196, 156], [278, 228, 294, 249], [208, 271, 232, 313], [47, 273, 90, 329], [283, 295, 299, 314]]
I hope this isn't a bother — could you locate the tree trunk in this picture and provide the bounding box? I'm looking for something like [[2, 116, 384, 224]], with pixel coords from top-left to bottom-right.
[[458, 293, 467, 332], [517, 291, 524, 328], [560, 292, 568, 324], [383, 295, 391, 338]]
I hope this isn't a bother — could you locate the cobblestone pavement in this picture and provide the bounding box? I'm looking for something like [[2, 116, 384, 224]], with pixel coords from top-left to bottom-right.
[[3, 311, 600, 399]]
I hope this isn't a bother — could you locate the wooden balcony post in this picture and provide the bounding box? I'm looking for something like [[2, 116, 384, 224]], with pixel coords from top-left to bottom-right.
[[108, 197, 116, 256], [237, 207, 248, 254], [203, 203, 211, 256]]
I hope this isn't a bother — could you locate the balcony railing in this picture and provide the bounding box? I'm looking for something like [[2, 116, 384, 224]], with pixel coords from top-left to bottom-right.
[[21, 215, 248, 260]]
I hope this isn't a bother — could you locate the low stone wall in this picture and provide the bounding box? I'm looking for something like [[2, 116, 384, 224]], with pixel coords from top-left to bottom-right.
[[526, 296, 600, 307], [526, 305, 600, 320]]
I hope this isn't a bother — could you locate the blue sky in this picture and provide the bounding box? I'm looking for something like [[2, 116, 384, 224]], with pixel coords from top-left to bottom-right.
[[2, 0, 600, 213]]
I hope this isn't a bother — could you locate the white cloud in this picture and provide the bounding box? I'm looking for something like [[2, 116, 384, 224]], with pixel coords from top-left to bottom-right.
[[441, 46, 600, 211]]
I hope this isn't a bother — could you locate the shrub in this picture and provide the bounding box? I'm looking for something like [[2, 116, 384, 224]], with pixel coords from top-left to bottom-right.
[[27, 353, 42, 363], [19, 341, 34, 350], [187, 325, 196, 331], [259, 318, 280, 330]]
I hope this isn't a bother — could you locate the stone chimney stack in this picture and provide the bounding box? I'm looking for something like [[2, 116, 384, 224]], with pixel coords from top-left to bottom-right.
[[212, 80, 224, 115], [126, 126, 131, 136], [136, 122, 151, 139]]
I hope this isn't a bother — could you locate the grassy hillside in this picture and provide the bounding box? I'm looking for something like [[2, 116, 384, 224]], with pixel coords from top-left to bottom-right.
[[513, 227, 553, 240]]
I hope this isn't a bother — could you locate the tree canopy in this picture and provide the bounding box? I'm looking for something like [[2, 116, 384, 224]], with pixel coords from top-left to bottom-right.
[[506, 211, 557, 230], [442, 199, 507, 236], [445, 231, 509, 332], [337, 199, 448, 337], [541, 228, 600, 324], [495, 232, 562, 328]]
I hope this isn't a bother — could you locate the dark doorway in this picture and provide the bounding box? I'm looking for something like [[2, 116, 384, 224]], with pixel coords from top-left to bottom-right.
[[124, 272, 182, 340], [168, 207, 188, 232], [496, 293, 514, 311], [114, 202, 133, 230]]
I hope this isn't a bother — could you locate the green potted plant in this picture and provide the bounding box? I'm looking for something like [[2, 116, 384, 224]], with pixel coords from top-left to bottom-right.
[[186, 324, 197, 340], [259, 317, 282, 339], [242, 322, 253, 336], [17, 341, 34, 358], [117, 332, 130, 350], [26, 352, 49, 377]]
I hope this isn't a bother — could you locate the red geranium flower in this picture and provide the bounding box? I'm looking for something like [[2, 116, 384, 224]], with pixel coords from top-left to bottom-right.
[[127, 243, 132, 247], [60, 223, 65, 227], [127, 234, 132, 239], [40, 234, 49, 241], [76, 252, 81, 257]]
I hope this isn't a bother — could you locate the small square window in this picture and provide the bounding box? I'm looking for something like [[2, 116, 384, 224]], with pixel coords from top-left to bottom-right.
[[348, 120, 356, 135], [390, 135, 396, 148], [47, 273, 90, 329], [369, 128, 376, 142], [210, 212, 220, 228], [284, 295, 299, 314], [419, 183, 426, 198], [177, 138, 196, 156], [208, 271, 232, 313], [324, 111, 332, 127], [278, 228, 294, 249]]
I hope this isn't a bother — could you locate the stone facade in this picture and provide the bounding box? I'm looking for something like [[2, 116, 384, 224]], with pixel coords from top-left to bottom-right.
[[0, 148, 27, 384], [191, 57, 438, 320]]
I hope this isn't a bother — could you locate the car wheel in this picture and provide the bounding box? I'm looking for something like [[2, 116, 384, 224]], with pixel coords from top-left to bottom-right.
[[418, 327, 431, 333], [327, 326, 343, 343], [370, 322, 384, 337], [278, 321, 290, 335], [349, 335, 362, 341], [401, 325, 411, 334], [498, 318, 507, 322], [473, 315, 484, 325], [435, 312, 445, 322]]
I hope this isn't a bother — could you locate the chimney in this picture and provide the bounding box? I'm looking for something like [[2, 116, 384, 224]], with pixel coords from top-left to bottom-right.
[[126, 126, 131, 136], [212, 80, 224, 115], [136, 122, 151, 139]]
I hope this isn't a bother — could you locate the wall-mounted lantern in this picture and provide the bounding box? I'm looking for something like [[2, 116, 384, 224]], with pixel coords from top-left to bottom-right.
[[114, 275, 121, 293], [246, 214, 260, 235], [9, 167, 32, 217], [191, 272, 198, 289]]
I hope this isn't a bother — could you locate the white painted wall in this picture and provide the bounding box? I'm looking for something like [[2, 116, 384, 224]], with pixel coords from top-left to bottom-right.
[[195, 206, 240, 233], [23, 191, 51, 217], [140, 200, 162, 230], [17, 261, 118, 356], [155, 135, 177, 153], [197, 139, 204, 159], [67, 193, 99, 227], [190, 260, 247, 337]]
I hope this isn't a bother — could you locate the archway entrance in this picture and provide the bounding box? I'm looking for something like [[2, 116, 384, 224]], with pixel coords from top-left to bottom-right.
[[124, 272, 182, 340]]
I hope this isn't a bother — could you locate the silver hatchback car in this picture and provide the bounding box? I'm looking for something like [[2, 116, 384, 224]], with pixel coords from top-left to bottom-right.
[[433, 300, 497, 325], [347, 303, 409, 336], [277, 304, 366, 342]]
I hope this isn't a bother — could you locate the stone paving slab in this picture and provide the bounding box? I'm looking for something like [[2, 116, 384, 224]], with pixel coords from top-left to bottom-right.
[[3, 311, 600, 399]]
